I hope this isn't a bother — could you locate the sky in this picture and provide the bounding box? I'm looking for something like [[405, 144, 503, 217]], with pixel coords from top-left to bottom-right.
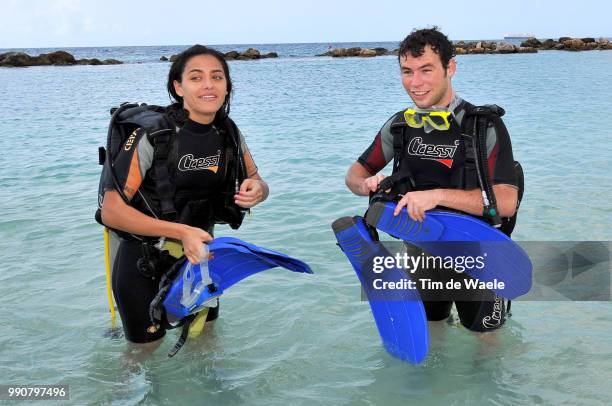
[[1, 0, 610, 48]]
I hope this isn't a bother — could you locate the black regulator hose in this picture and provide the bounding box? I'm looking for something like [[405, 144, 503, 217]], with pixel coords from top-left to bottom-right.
[[472, 108, 502, 226]]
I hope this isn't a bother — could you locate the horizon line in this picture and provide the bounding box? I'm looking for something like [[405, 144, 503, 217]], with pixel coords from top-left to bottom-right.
[[2, 35, 611, 51]]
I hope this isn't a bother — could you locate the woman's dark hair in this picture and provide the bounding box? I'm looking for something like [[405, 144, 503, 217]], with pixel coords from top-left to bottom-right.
[[398, 27, 455, 70], [166, 44, 233, 125]]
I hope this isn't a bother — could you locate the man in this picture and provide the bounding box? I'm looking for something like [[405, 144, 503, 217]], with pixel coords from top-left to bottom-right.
[[345, 27, 519, 332]]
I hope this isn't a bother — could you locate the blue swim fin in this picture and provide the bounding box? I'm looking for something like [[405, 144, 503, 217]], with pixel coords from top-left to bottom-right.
[[163, 239, 312, 322], [332, 216, 429, 364], [365, 202, 532, 299]]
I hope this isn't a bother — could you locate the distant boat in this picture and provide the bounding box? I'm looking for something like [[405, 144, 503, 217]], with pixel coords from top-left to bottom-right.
[[503, 33, 535, 41]]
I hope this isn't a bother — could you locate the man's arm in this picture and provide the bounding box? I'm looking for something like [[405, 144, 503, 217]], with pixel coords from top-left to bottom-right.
[[392, 185, 517, 221], [346, 161, 387, 196], [437, 185, 518, 217]]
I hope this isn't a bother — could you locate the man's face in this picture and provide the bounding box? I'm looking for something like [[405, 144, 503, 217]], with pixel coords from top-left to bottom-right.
[[400, 45, 456, 109]]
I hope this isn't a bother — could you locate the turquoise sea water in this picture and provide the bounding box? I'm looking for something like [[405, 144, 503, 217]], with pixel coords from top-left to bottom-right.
[[1, 43, 611, 404]]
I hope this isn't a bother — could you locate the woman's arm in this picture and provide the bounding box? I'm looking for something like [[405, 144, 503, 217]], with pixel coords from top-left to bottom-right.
[[101, 190, 212, 263]]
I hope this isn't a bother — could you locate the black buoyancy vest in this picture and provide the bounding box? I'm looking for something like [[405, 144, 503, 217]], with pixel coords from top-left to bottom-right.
[[384, 101, 524, 236], [96, 103, 248, 235]]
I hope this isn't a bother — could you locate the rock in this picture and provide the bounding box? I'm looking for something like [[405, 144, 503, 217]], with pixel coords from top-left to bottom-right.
[[328, 47, 362, 57], [0, 52, 32, 66], [517, 47, 537, 53], [564, 39, 584, 51], [77, 58, 102, 65], [554, 43, 565, 50], [470, 47, 485, 54], [455, 47, 467, 55], [581, 37, 595, 43], [374, 47, 388, 56], [521, 37, 542, 48], [597, 37, 609, 45], [170, 54, 178, 62], [558, 36, 572, 42], [584, 42, 598, 50], [223, 48, 280, 61], [241, 48, 261, 59], [224, 51, 239, 60], [496, 42, 516, 53], [0, 50, 121, 67], [32, 54, 52, 65], [160, 56, 168, 61], [481, 41, 495, 49], [318, 46, 388, 58], [541, 39, 557, 49], [476, 41, 482, 49], [454, 41, 466, 48], [45, 50, 76, 65], [76, 58, 122, 65], [358, 48, 377, 57]]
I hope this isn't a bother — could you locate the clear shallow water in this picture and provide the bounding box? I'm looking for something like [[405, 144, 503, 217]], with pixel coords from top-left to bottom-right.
[[0, 44, 611, 404]]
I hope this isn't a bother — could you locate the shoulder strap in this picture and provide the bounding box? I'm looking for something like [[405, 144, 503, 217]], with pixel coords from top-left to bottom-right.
[[113, 103, 177, 221], [149, 128, 177, 221], [382, 113, 416, 193], [461, 103, 506, 226], [388, 113, 406, 174], [457, 101, 480, 190]]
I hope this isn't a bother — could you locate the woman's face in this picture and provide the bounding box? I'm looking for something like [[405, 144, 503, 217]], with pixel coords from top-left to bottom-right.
[[173, 54, 228, 124]]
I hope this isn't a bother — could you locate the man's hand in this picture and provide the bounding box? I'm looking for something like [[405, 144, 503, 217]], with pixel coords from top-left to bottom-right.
[[364, 174, 388, 194], [394, 190, 442, 222]]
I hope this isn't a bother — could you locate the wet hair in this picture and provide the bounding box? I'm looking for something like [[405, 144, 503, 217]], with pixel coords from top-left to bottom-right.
[[166, 44, 233, 125], [398, 27, 455, 70]]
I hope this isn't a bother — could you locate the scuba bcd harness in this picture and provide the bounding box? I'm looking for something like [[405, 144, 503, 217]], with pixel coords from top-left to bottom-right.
[[371, 102, 524, 237], [95, 102, 249, 238]]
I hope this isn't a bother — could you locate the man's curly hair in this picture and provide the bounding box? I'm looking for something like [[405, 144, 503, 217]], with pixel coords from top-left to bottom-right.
[[398, 26, 456, 70]]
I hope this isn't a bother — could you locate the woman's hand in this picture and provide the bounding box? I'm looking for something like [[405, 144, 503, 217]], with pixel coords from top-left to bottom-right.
[[234, 178, 267, 208], [179, 225, 213, 264]]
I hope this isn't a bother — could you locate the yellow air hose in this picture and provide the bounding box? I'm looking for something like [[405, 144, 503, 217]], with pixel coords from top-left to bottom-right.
[[103, 227, 117, 327]]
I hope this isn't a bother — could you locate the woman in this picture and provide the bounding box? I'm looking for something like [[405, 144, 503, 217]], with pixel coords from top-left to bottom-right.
[[101, 45, 269, 345]]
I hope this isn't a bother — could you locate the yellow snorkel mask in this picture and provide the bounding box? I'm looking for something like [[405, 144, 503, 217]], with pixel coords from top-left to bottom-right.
[[403, 108, 453, 131]]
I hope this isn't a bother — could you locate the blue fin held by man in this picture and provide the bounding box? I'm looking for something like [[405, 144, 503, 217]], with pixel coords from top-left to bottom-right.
[[332, 216, 429, 364], [365, 201, 532, 299]]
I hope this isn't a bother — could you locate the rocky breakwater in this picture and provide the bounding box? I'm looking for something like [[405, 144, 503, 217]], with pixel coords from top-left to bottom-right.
[[166, 48, 278, 62], [521, 37, 612, 51], [453, 41, 537, 55], [453, 37, 612, 54], [316, 47, 397, 57], [0, 51, 122, 67]]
